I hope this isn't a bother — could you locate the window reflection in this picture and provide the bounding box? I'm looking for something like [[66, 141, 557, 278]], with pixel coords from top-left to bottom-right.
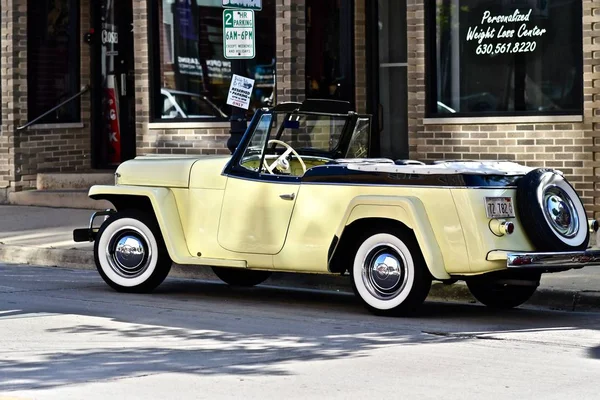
[[155, 0, 276, 121], [427, 0, 583, 116]]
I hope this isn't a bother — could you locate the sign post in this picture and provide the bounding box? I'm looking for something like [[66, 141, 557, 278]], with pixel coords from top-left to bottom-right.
[[223, 5, 257, 153]]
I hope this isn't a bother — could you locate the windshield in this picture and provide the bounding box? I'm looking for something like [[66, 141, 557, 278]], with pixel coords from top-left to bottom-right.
[[273, 112, 348, 155], [237, 110, 371, 176]]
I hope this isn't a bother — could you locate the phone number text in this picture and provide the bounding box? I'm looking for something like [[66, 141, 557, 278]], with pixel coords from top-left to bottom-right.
[[476, 41, 537, 56]]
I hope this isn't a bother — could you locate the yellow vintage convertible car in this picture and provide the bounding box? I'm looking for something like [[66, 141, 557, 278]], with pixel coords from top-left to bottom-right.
[[74, 99, 600, 316]]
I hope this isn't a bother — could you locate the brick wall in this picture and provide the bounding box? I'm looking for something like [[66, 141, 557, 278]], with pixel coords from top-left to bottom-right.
[[0, 0, 19, 196], [406, 1, 600, 216], [132, 0, 152, 155], [275, 0, 305, 104], [590, 4, 600, 217], [1, 0, 93, 195], [0, 0, 27, 193]]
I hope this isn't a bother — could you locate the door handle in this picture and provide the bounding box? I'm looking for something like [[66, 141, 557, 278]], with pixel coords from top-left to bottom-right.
[[279, 193, 296, 201]]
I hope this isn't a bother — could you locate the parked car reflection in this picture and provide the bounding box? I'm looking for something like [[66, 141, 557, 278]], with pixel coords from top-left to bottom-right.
[[437, 101, 456, 113], [161, 88, 228, 119]]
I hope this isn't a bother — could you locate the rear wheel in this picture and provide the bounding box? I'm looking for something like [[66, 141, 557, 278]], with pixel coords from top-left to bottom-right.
[[212, 267, 271, 287], [94, 210, 172, 293], [351, 230, 431, 316], [467, 280, 538, 309]]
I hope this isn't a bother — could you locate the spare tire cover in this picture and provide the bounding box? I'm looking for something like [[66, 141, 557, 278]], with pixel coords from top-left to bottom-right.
[[516, 168, 589, 251]]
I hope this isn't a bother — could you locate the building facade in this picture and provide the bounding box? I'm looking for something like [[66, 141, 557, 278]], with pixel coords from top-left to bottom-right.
[[0, 0, 599, 216]]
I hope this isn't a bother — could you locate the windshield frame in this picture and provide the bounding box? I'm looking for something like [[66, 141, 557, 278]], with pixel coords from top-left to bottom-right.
[[224, 107, 372, 180], [266, 111, 353, 159]]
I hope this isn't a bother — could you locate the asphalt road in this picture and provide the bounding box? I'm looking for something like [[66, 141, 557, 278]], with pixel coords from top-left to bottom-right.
[[1, 264, 599, 400]]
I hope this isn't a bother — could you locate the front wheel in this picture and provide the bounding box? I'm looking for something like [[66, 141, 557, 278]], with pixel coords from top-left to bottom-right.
[[351, 230, 431, 316], [94, 210, 172, 293], [212, 267, 271, 287], [466, 280, 538, 309]]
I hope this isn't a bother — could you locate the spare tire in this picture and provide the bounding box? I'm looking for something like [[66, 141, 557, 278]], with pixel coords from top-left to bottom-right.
[[517, 168, 589, 251]]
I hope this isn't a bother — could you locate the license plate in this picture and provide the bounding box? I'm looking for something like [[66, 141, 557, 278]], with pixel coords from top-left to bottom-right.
[[485, 197, 515, 219]]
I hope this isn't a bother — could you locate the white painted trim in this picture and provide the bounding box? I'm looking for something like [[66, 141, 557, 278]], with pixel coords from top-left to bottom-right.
[[347, 160, 534, 176], [28, 122, 85, 130], [422, 115, 583, 125], [148, 122, 231, 130]]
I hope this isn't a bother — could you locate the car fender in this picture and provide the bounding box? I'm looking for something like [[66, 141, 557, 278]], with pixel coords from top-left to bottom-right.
[[334, 195, 450, 280], [89, 185, 195, 265]]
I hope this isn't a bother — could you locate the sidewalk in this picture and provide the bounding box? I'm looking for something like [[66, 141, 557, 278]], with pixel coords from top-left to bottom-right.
[[1, 205, 599, 311]]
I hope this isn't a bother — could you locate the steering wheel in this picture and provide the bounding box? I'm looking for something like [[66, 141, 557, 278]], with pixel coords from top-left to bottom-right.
[[265, 140, 307, 175]]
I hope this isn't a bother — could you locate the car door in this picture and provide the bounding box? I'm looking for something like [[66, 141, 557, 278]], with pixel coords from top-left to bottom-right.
[[217, 112, 300, 255], [218, 176, 299, 255]]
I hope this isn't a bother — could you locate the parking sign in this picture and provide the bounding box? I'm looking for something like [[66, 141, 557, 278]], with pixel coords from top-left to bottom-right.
[[223, 9, 255, 59]]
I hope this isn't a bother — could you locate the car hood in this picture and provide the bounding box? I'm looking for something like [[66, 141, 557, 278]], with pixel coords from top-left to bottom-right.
[[116, 155, 231, 188]]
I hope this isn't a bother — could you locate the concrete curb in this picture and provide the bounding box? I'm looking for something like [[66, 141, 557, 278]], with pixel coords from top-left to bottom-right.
[[7, 190, 113, 210], [1, 244, 599, 312]]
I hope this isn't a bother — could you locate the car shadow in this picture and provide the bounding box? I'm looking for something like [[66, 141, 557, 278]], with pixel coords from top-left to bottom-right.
[[0, 271, 599, 391], [589, 345, 600, 360]]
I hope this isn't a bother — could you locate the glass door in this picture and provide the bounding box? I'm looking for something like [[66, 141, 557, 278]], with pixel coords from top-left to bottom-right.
[[91, 0, 136, 168], [368, 0, 408, 159]]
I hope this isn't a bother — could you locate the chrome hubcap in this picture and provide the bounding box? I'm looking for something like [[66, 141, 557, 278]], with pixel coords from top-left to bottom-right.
[[107, 227, 151, 278], [115, 236, 145, 269], [543, 186, 579, 238], [362, 244, 408, 300]]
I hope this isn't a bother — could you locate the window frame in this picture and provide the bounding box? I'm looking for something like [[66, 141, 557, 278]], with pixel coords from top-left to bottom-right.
[[148, 1, 276, 124], [424, 0, 584, 119], [27, 0, 81, 124], [239, 113, 274, 173]]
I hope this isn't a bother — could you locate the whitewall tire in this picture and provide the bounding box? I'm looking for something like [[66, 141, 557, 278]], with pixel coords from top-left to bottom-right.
[[351, 230, 431, 316], [517, 169, 589, 251], [94, 211, 172, 293]]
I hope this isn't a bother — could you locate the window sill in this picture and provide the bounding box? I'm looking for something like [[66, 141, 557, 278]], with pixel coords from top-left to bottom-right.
[[148, 121, 232, 130], [27, 122, 85, 130], [422, 115, 584, 125]]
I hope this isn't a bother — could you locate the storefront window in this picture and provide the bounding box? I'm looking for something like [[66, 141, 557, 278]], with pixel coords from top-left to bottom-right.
[[426, 0, 583, 117], [152, 0, 276, 121], [28, 0, 80, 123], [305, 0, 354, 104]]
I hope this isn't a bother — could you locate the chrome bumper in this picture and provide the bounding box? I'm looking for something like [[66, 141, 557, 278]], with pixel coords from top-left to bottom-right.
[[72, 209, 115, 242], [507, 250, 600, 269]]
